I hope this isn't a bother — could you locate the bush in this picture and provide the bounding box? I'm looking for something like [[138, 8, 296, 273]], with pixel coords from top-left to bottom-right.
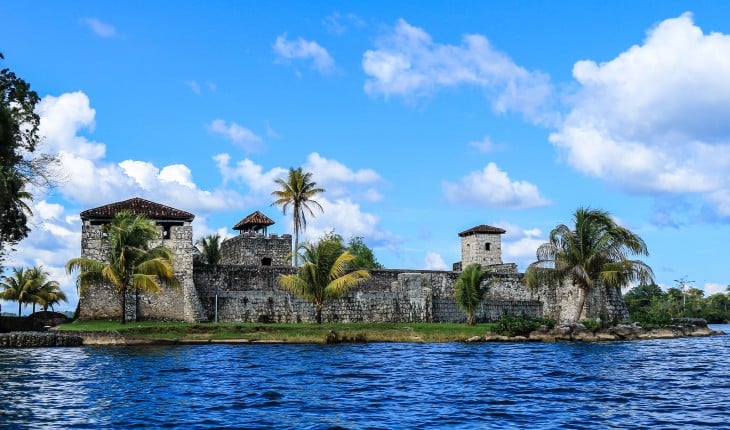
[[580, 319, 601, 333], [494, 316, 556, 337]]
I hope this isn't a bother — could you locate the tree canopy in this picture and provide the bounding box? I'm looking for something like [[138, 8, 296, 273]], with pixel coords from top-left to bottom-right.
[[0, 53, 59, 271]]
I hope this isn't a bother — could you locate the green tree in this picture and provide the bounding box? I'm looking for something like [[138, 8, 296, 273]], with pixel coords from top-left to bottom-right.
[[0, 53, 59, 272], [0, 267, 36, 316], [272, 167, 324, 267], [525, 207, 654, 322], [196, 233, 222, 265], [279, 236, 370, 323], [28, 266, 66, 312], [454, 263, 489, 325], [66, 211, 179, 324], [347, 236, 384, 269]]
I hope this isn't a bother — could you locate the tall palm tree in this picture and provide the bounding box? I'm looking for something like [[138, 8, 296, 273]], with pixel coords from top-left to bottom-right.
[[66, 211, 179, 324], [279, 237, 370, 323], [525, 207, 654, 322], [196, 233, 222, 265], [0, 267, 35, 316], [455, 263, 490, 325], [272, 167, 325, 267]]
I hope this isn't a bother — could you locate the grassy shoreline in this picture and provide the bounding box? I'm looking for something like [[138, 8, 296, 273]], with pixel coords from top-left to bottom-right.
[[58, 321, 498, 344]]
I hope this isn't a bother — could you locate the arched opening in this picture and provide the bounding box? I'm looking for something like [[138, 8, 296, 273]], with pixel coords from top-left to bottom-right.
[[261, 257, 272, 266]]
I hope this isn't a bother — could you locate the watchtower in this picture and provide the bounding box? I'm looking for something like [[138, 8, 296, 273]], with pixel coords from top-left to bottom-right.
[[458, 224, 506, 268], [219, 211, 291, 267]]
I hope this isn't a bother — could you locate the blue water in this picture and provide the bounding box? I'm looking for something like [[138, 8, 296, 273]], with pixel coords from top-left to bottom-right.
[[1, 326, 728, 429]]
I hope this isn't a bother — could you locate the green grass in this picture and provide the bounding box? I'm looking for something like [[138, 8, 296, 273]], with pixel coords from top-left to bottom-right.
[[58, 320, 499, 343]]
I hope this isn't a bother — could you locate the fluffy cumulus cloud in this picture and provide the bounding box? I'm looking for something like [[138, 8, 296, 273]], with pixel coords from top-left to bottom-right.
[[443, 162, 549, 209], [424, 252, 448, 270], [703, 282, 728, 296], [273, 34, 335, 74], [208, 119, 264, 153], [501, 225, 545, 270], [304, 153, 382, 201], [362, 19, 553, 120], [550, 13, 730, 218]]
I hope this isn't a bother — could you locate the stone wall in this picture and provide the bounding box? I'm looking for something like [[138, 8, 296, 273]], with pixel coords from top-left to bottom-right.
[[192, 267, 546, 323], [78, 223, 205, 322], [219, 234, 292, 267], [461, 232, 503, 267]]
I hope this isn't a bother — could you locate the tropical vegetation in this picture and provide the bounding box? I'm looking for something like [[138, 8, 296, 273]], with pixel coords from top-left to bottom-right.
[[279, 235, 370, 323], [66, 211, 179, 324], [0, 53, 59, 272], [454, 263, 489, 325], [318, 231, 384, 269], [196, 233, 222, 265], [625, 282, 730, 326], [525, 207, 654, 322], [0, 265, 66, 315], [271, 167, 325, 267]]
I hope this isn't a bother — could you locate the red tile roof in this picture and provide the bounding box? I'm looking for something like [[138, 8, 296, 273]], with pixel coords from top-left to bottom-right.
[[458, 224, 506, 237], [233, 211, 275, 231], [80, 197, 194, 222]]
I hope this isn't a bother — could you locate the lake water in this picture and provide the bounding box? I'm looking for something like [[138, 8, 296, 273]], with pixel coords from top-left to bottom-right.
[[1, 325, 728, 429]]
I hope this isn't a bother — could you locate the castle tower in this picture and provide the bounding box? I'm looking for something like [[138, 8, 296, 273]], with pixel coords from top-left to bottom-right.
[[77, 197, 206, 322], [220, 211, 291, 267], [458, 224, 506, 269]]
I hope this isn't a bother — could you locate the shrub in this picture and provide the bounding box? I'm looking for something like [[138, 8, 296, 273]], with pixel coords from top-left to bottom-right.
[[493, 316, 556, 337], [580, 319, 601, 333]]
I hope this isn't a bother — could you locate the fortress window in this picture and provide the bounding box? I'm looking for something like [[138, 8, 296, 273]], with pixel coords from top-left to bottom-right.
[[261, 257, 272, 266], [485, 243, 491, 251]]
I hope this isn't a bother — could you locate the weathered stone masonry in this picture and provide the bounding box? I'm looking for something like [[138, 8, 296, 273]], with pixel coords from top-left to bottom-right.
[[76, 199, 630, 324]]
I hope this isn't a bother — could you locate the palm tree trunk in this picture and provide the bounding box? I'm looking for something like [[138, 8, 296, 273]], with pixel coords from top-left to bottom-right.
[[293, 231, 299, 267], [576, 287, 587, 322], [316, 304, 322, 324], [18, 301, 22, 317], [120, 291, 127, 324]]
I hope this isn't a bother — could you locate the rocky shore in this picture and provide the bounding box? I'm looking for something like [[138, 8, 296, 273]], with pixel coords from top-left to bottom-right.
[[467, 318, 724, 342], [0, 332, 84, 348]]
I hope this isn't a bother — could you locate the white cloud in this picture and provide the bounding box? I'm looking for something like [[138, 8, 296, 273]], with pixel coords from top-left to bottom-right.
[[424, 252, 448, 270], [304, 152, 381, 199], [550, 13, 730, 218], [80, 17, 118, 38], [273, 34, 335, 74], [213, 153, 287, 195], [184, 80, 201, 95], [36, 92, 105, 160], [208, 119, 264, 153], [322, 12, 365, 35], [443, 162, 549, 209], [502, 226, 544, 270], [362, 19, 553, 121], [703, 282, 728, 296], [469, 136, 498, 153]]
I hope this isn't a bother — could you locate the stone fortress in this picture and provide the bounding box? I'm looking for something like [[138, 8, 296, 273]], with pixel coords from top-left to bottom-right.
[[77, 198, 630, 325]]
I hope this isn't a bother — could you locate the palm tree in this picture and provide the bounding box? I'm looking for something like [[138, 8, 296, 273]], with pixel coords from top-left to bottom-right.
[[272, 167, 325, 267], [196, 233, 222, 265], [66, 211, 179, 324], [0, 267, 36, 316], [29, 266, 67, 312], [455, 263, 490, 325], [525, 207, 654, 322], [279, 237, 370, 323]]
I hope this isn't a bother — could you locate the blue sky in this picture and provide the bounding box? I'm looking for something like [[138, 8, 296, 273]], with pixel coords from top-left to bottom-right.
[[3, 1, 730, 312]]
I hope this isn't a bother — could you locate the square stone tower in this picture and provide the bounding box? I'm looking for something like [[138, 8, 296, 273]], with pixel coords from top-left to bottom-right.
[[77, 197, 206, 322], [458, 224, 507, 268]]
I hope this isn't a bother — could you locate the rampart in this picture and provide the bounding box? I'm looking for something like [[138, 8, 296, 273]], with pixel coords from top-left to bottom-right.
[[192, 267, 545, 323], [219, 234, 291, 266]]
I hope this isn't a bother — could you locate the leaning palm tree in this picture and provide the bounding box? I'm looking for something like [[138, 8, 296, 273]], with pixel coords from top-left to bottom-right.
[[272, 167, 325, 267], [455, 263, 490, 325], [279, 237, 370, 323], [196, 233, 222, 265], [0, 267, 35, 316], [66, 211, 179, 324], [525, 207, 654, 322]]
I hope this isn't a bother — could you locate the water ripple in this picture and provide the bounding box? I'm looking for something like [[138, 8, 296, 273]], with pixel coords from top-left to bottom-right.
[[0, 325, 728, 428]]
